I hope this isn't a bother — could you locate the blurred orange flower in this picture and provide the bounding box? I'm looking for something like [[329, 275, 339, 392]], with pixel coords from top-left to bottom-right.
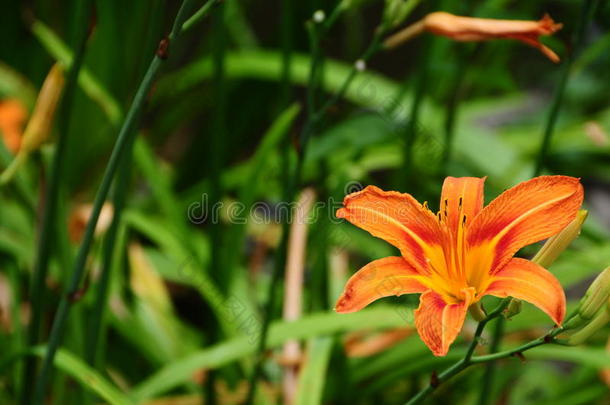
[[68, 203, 114, 242], [385, 12, 563, 62], [0, 99, 28, 153], [335, 176, 583, 356]]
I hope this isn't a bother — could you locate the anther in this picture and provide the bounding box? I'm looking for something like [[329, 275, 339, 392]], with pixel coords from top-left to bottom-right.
[[458, 197, 463, 208], [462, 215, 467, 225]]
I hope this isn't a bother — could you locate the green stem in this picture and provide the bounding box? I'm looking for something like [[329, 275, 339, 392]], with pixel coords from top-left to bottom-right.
[[279, 0, 293, 106], [242, 3, 294, 400], [181, 0, 221, 32], [405, 299, 510, 405], [477, 317, 504, 405], [405, 301, 570, 405], [305, 21, 322, 119], [534, 0, 599, 175], [205, 2, 227, 404], [31, 1, 199, 403], [84, 133, 134, 368], [278, 0, 293, 226], [402, 39, 430, 189], [315, 29, 384, 121], [83, 0, 164, 385], [19, 2, 94, 404]]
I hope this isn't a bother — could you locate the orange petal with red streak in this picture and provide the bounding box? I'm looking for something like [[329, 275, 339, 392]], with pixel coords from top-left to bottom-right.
[[337, 185, 444, 275], [467, 175, 583, 274], [440, 176, 486, 234], [483, 258, 566, 325], [335, 257, 428, 313], [414, 289, 473, 356]]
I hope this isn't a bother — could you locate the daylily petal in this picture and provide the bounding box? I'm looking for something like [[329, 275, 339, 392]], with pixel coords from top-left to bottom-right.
[[414, 288, 473, 356], [483, 258, 566, 325], [467, 176, 583, 275], [337, 185, 445, 275], [335, 256, 428, 313], [440, 176, 486, 235]]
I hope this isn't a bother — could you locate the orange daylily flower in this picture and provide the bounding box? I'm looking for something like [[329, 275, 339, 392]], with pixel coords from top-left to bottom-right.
[[335, 176, 583, 356], [385, 12, 563, 62]]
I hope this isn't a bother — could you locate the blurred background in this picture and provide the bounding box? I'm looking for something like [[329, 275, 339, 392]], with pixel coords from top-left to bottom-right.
[[0, 0, 609, 404]]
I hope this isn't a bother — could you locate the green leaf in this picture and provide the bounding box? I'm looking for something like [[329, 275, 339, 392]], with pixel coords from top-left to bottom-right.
[[130, 305, 411, 401], [295, 337, 334, 405], [30, 346, 134, 405], [240, 102, 301, 207]]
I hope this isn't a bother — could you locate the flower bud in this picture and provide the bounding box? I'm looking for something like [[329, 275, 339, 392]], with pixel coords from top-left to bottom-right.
[[469, 302, 486, 322], [503, 298, 522, 320], [21, 63, 64, 153], [384, 12, 563, 62], [383, 0, 420, 30], [532, 210, 588, 268], [567, 299, 610, 345], [578, 267, 610, 321]]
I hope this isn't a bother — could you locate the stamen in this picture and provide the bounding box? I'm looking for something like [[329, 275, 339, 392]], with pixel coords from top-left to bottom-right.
[[422, 201, 428, 210]]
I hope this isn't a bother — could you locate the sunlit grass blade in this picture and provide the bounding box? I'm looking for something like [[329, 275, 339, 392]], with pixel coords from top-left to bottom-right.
[[29, 346, 134, 405], [295, 337, 334, 405]]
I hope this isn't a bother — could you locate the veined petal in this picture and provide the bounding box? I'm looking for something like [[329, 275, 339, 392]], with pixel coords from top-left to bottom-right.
[[483, 258, 566, 325], [467, 176, 583, 275], [414, 288, 473, 356], [337, 185, 445, 275], [440, 176, 486, 234], [335, 257, 428, 313]]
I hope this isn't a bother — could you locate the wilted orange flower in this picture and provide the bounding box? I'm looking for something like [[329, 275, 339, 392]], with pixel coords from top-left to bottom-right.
[[0, 99, 28, 153], [335, 176, 583, 356], [385, 12, 563, 62]]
